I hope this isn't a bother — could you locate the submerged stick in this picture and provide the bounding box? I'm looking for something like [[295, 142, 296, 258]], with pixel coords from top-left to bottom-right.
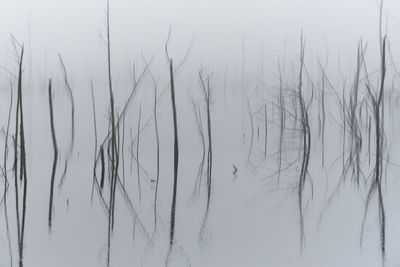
[[136, 104, 142, 203], [199, 71, 213, 243], [90, 80, 98, 202], [100, 145, 105, 191], [277, 62, 285, 184], [246, 97, 253, 162], [3, 86, 13, 267], [264, 104, 267, 159], [58, 55, 75, 155], [153, 79, 160, 234], [321, 68, 326, 167], [190, 99, 205, 200], [57, 55, 75, 192]]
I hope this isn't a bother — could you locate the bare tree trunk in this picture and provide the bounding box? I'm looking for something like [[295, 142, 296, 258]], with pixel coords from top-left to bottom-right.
[[169, 59, 179, 248], [47, 79, 58, 230]]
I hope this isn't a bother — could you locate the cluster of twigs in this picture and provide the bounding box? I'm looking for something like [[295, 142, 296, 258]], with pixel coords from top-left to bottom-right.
[[296, 35, 312, 251]]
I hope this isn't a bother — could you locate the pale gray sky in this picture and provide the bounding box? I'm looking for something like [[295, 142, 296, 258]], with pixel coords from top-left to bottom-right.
[[0, 0, 398, 85]]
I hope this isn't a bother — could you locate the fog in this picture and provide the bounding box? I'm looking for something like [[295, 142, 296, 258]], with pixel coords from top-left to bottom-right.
[[1, 0, 399, 79], [0, 0, 400, 267]]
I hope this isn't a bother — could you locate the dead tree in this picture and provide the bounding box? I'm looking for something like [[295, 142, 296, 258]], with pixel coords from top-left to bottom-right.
[[47, 79, 58, 230]]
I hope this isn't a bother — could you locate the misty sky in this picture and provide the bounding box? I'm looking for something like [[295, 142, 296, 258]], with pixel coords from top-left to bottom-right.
[[0, 0, 399, 85]]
